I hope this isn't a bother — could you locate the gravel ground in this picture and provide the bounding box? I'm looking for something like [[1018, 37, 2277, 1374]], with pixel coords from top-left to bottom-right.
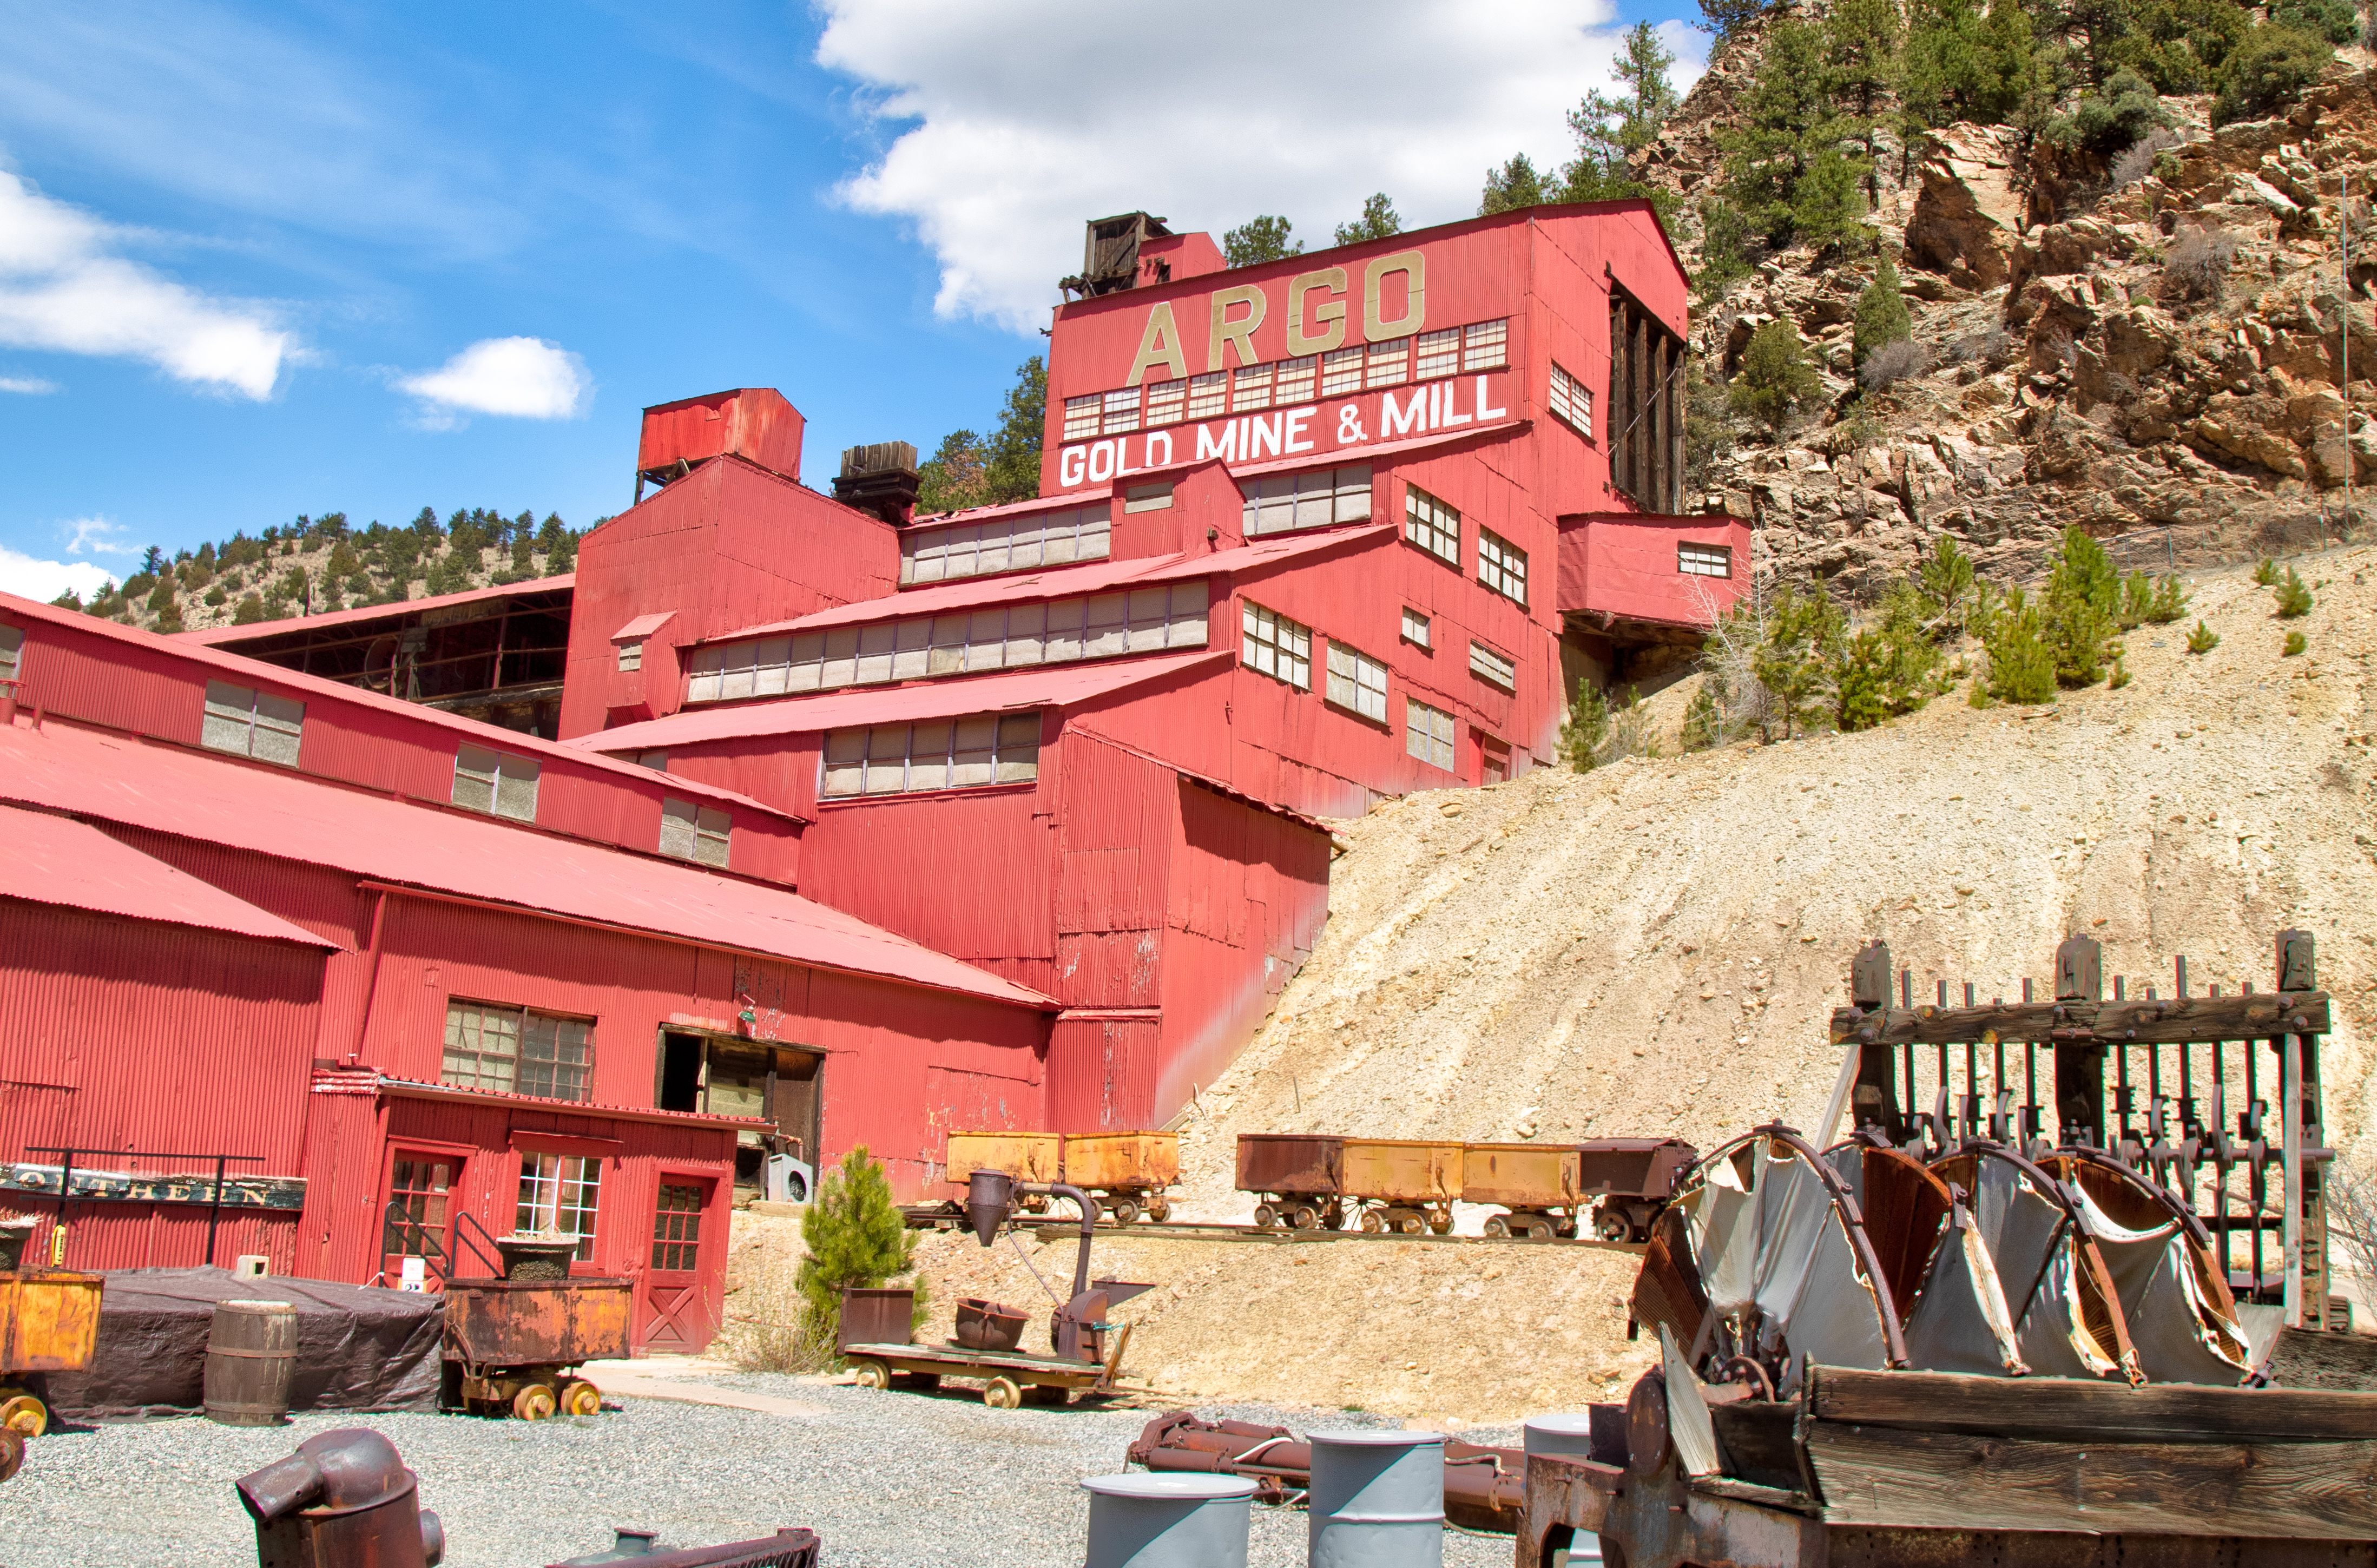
[[0, 1380, 1523, 1567]]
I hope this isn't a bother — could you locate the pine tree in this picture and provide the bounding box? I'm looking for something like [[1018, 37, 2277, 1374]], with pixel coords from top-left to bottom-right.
[[917, 429, 991, 515], [796, 1147, 921, 1348], [1222, 216, 1302, 267], [1852, 255, 1913, 367], [1728, 321, 1823, 434], [982, 358, 1046, 504], [1754, 583, 1847, 737], [1334, 193, 1403, 245], [1557, 23, 1684, 223], [1559, 678, 1612, 770], [1701, 0, 1770, 39], [1825, 0, 1903, 166], [1481, 155, 1552, 215]]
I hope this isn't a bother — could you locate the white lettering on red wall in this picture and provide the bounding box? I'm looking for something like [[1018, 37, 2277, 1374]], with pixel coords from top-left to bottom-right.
[[1057, 374, 1510, 489]]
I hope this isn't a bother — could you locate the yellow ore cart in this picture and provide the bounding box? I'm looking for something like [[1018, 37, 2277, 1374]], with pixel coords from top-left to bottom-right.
[[1059, 1132, 1180, 1223], [944, 1132, 1064, 1212], [1341, 1139, 1463, 1235], [0, 1268, 103, 1435]]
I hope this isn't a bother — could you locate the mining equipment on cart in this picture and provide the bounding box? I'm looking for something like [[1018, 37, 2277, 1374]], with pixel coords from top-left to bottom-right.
[[0, 1217, 102, 1438], [440, 1233, 630, 1420], [940, 1130, 1178, 1224], [1525, 931, 2377, 1568], [1237, 1135, 1461, 1233], [841, 1170, 1150, 1408], [1573, 1137, 1699, 1242]]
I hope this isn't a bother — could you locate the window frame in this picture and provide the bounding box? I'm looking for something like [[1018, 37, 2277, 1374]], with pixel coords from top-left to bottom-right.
[[1548, 361, 1595, 439], [1477, 528, 1529, 607], [0, 624, 22, 685], [660, 797, 732, 868], [819, 711, 1042, 800], [516, 1149, 602, 1261], [441, 998, 596, 1103], [1679, 542, 1733, 579], [650, 1181, 707, 1273], [201, 680, 305, 768], [1239, 464, 1372, 539], [1324, 641, 1390, 724], [1240, 601, 1313, 691], [1399, 607, 1432, 650], [616, 640, 643, 674], [1469, 640, 1517, 692], [1403, 484, 1461, 568], [1405, 697, 1457, 772], [452, 743, 541, 822]]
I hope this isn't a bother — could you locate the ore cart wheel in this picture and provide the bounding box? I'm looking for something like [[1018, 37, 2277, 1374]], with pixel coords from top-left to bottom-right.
[[1430, 1212, 1453, 1236], [1596, 1209, 1631, 1242], [1360, 1209, 1386, 1234], [1395, 1212, 1425, 1236], [0, 1394, 46, 1438], [850, 1358, 892, 1391], [0, 1427, 21, 1484], [1290, 1204, 1320, 1231], [1254, 1203, 1279, 1228], [1147, 1195, 1172, 1222], [1483, 1215, 1510, 1238], [984, 1376, 1023, 1409], [1109, 1198, 1141, 1226], [559, 1379, 603, 1417], [513, 1383, 558, 1421], [1522, 1217, 1556, 1241]]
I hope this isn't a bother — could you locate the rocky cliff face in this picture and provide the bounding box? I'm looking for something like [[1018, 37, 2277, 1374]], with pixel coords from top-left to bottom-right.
[[1655, 29, 2377, 594]]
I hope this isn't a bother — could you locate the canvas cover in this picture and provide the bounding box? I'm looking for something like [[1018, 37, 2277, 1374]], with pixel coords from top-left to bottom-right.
[[42, 1267, 445, 1421]]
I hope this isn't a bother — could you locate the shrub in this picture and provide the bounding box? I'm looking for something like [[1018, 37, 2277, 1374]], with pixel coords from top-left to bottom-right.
[[1919, 535, 1978, 627], [1852, 256, 1913, 368], [2213, 24, 2333, 128], [1680, 681, 1724, 751], [2275, 0, 2358, 47], [2108, 655, 2132, 688], [2072, 69, 2174, 153], [2253, 556, 2280, 585], [2145, 575, 2190, 622], [1982, 588, 2059, 702], [2186, 619, 2222, 653], [1860, 338, 1933, 392], [2110, 127, 2181, 189], [2045, 527, 2122, 686], [2273, 566, 2314, 617], [1834, 587, 1944, 731], [232, 592, 267, 625], [1755, 583, 1848, 736], [2162, 224, 2238, 303], [1729, 321, 1824, 435], [1559, 679, 1611, 770], [1945, 327, 2013, 367], [50, 588, 82, 611], [796, 1147, 923, 1359], [2283, 629, 2308, 655]]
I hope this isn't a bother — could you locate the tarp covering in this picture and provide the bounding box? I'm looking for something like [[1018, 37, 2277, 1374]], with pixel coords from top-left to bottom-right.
[[42, 1268, 445, 1421]]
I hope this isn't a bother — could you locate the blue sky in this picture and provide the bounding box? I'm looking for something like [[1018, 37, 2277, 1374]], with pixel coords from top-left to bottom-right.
[[0, 1, 1704, 598]]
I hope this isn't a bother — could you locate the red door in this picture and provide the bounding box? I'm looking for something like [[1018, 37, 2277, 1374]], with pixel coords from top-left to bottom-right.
[[379, 1152, 455, 1289], [639, 1179, 716, 1352]]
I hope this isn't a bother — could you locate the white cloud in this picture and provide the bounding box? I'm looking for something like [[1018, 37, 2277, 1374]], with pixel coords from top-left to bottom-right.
[[397, 337, 592, 425], [64, 515, 134, 558], [0, 374, 56, 394], [0, 169, 293, 398], [0, 544, 117, 603], [816, 0, 1707, 333]]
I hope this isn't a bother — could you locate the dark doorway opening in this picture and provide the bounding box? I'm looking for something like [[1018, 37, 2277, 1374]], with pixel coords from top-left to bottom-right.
[[657, 1032, 704, 1112]]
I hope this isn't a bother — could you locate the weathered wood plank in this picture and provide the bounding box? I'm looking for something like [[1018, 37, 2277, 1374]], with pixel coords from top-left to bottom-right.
[[2268, 1326, 2377, 1392], [1806, 1422, 2377, 1537], [1828, 993, 2330, 1047], [1809, 1365, 2377, 1444]]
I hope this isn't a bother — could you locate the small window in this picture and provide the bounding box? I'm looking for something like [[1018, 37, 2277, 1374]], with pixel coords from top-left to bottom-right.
[[443, 999, 594, 1102], [1403, 485, 1460, 567], [1101, 386, 1141, 435], [1365, 338, 1410, 389], [1469, 641, 1517, 691], [453, 743, 541, 822], [381, 1157, 451, 1270], [660, 798, 732, 868], [1241, 601, 1312, 690], [1184, 372, 1228, 420], [1240, 464, 1372, 537], [1061, 393, 1102, 441], [1680, 542, 1733, 578], [1400, 607, 1432, 649], [819, 711, 1041, 799], [1275, 355, 1318, 404], [616, 640, 643, 673], [1415, 328, 1461, 380], [1549, 362, 1594, 438], [1123, 482, 1174, 513], [517, 1150, 601, 1261], [1406, 699, 1456, 772], [1145, 378, 1187, 426], [651, 1184, 704, 1271], [201, 680, 305, 768], [1478, 529, 1529, 606], [1231, 364, 1274, 413], [1320, 346, 1366, 397], [1464, 319, 1509, 372], [0, 624, 21, 684], [1325, 642, 1389, 723]]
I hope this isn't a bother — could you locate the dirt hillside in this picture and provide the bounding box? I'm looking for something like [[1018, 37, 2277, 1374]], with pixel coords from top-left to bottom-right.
[[739, 547, 2376, 1424]]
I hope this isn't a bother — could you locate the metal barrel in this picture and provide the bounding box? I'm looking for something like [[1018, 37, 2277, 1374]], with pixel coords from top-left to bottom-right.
[[1306, 1431, 1444, 1568], [1081, 1474, 1254, 1568], [203, 1299, 298, 1426], [1522, 1414, 1597, 1459]]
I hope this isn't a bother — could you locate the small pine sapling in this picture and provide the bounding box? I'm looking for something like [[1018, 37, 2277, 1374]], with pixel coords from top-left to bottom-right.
[[2273, 568, 2313, 618], [1982, 588, 2058, 703], [2253, 557, 2280, 586], [2283, 629, 2308, 656], [2185, 620, 2221, 654], [1680, 681, 1724, 751], [797, 1147, 925, 1357], [1559, 679, 1612, 771], [2144, 575, 2189, 623], [1918, 535, 1977, 628], [2108, 655, 2131, 689], [2118, 572, 2155, 630]]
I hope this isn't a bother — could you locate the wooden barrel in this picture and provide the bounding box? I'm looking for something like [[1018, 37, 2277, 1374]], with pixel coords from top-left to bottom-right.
[[203, 1300, 297, 1426]]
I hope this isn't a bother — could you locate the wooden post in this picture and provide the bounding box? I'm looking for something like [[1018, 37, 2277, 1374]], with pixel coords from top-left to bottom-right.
[[1847, 942, 1899, 1138], [2055, 935, 2106, 1147], [2277, 929, 2322, 1327]]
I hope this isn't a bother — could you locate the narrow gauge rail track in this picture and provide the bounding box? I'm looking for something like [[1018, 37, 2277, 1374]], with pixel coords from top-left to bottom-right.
[[899, 1205, 1645, 1253]]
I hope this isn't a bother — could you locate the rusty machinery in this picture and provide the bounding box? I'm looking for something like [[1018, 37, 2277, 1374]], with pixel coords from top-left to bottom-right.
[[441, 1235, 632, 1420], [236, 1429, 445, 1568], [959, 1169, 1152, 1364]]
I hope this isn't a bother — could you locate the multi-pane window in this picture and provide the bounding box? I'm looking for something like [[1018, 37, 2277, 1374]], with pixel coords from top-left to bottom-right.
[[1241, 602, 1313, 689], [660, 798, 730, 868], [1549, 363, 1594, 438], [1321, 347, 1365, 396], [1147, 378, 1188, 426], [1403, 485, 1460, 566], [1275, 356, 1317, 404], [1680, 542, 1733, 578], [443, 1000, 594, 1101], [1061, 394, 1102, 441], [1101, 387, 1141, 434], [1406, 699, 1457, 772], [1400, 607, 1432, 649], [381, 1157, 451, 1268], [1415, 328, 1462, 380], [1478, 529, 1528, 605], [1122, 482, 1174, 513], [0, 624, 22, 683], [1240, 465, 1372, 537], [1232, 364, 1274, 412], [687, 582, 1208, 702], [1469, 641, 1517, 691], [1463, 319, 1509, 371], [900, 504, 1111, 584], [201, 680, 304, 768], [650, 1184, 704, 1271], [1365, 338, 1410, 389], [616, 640, 644, 673], [1325, 643, 1389, 722], [821, 713, 1042, 798], [1185, 372, 1228, 420], [453, 744, 541, 822], [517, 1151, 601, 1261]]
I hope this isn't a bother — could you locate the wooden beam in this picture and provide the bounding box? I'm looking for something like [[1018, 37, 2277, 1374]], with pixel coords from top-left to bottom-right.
[[1828, 992, 2330, 1047], [1807, 1365, 2377, 1444]]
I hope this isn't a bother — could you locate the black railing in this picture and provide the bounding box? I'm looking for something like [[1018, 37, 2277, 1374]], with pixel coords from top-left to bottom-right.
[[25, 1146, 268, 1267]]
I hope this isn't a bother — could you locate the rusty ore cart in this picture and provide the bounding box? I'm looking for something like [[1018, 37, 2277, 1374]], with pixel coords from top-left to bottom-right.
[[1463, 1144, 1582, 1238], [1574, 1137, 1700, 1242], [943, 1132, 1062, 1214], [1059, 1132, 1179, 1224], [1236, 1135, 1462, 1233], [441, 1275, 632, 1420], [0, 1265, 102, 1437]]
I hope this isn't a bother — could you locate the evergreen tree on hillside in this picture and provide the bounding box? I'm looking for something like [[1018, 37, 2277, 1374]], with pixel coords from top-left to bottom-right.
[[1825, 0, 1903, 168], [1852, 255, 1913, 367], [1718, 17, 1866, 248], [915, 358, 1046, 516], [1700, 0, 1769, 40]]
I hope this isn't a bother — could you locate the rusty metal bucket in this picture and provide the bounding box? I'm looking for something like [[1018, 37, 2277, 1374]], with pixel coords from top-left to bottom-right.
[[954, 1297, 1028, 1353]]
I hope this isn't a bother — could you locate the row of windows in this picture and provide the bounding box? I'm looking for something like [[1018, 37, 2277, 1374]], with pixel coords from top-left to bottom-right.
[[686, 584, 1211, 704], [1402, 486, 1529, 607], [820, 713, 1042, 799], [899, 503, 1112, 585], [202, 680, 305, 768], [387, 1152, 706, 1270], [1243, 598, 1510, 735], [1241, 464, 1373, 538], [1060, 319, 1510, 442], [443, 999, 595, 1102]]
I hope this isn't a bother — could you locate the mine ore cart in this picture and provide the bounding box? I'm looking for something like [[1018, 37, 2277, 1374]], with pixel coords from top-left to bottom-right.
[[1237, 1134, 1463, 1234], [441, 1235, 630, 1420], [941, 1132, 1063, 1214], [1059, 1132, 1180, 1224], [1573, 1137, 1698, 1242], [0, 1217, 101, 1438]]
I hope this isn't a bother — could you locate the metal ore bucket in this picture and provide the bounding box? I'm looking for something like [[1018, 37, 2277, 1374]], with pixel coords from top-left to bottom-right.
[[1081, 1474, 1255, 1568], [1306, 1430, 1444, 1568], [1522, 1414, 1597, 1459]]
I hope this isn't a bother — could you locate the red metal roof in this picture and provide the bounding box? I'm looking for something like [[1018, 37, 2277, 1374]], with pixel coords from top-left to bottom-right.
[[910, 486, 1108, 529], [0, 800, 337, 949], [574, 648, 1232, 754], [707, 524, 1394, 642], [610, 610, 675, 642], [0, 716, 1054, 1009], [178, 574, 575, 646], [2, 591, 794, 828], [367, 1073, 771, 1130]]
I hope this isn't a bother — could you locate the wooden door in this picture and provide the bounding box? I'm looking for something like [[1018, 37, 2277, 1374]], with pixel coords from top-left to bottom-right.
[[638, 1179, 716, 1352], [379, 1151, 455, 1289]]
